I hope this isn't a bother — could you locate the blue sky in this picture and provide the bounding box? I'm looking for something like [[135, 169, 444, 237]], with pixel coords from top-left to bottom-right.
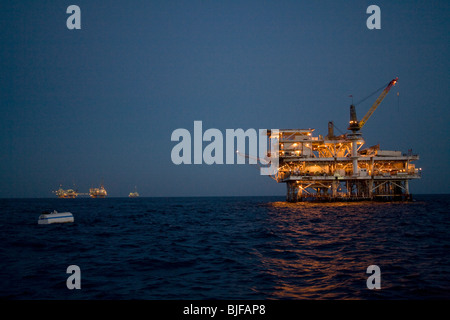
[[0, 1, 449, 197]]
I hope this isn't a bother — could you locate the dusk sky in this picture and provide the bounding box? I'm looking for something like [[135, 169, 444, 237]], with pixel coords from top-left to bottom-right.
[[1, 1, 448, 198]]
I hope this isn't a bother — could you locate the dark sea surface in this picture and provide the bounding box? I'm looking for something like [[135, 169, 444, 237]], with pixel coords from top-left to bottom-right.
[[0, 195, 449, 300]]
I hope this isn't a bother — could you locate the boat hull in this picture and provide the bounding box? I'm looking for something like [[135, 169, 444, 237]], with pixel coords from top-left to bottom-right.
[[38, 212, 74, 224]]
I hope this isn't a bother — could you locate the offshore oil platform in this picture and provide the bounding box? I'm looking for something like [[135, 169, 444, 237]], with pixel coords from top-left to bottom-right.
[[128, 186, 140, 198], [266, 77, 421, 202], [53, 185, 78, 198], [53, 183, 108, 198], [89, 184, 107, 198]]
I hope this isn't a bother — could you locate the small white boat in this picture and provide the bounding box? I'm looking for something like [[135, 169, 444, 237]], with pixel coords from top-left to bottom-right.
[[38, 210, 74, 224]]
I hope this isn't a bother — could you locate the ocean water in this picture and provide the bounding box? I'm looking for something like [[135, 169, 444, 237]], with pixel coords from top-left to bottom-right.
[[0, 195, 449, 300]]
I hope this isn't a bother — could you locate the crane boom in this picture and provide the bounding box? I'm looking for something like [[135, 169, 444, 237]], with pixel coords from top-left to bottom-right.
[[358, 77, 398, 129], [347, 77, 398, 132]]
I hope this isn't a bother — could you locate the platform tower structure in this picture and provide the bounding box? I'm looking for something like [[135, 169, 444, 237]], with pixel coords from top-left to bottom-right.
[[266, 77, 421, 202]]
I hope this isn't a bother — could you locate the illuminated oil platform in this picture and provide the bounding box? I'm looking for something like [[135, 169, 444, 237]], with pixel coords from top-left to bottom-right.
[[128, 186, 139, 198], [54, 183, 107, 198], [89, 184, 107, 198], [54, 186, 79, 198], [267, 77, 421, 202]]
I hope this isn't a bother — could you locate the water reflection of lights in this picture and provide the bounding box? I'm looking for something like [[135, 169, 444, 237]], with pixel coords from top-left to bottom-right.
[[252, 201, 407, 299]]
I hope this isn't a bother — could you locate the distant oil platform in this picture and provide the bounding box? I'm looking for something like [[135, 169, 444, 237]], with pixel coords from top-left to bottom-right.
[[54, 183, 107, 198], [128, 186, 139, 198], [261, 77, 421, 202], [89, 184, 107, 198], [54, 186, 79, 198], [53, 184, 141, 198]]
